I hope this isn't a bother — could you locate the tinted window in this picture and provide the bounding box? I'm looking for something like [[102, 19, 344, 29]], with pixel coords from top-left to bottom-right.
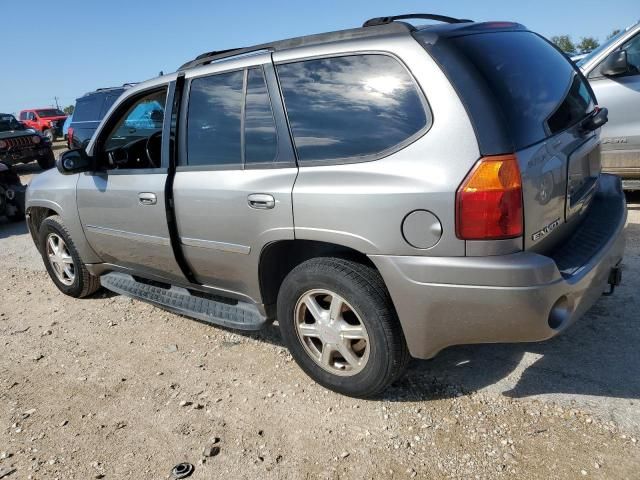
[[36, 109, 65, 118], [547, 75, 594, 134], [0, 114, 24, 132], [187, 70, 243, 166], [73, 97, 103, 122], [277, 55, 428, 163], [245, 67, 277, 164], [101, 93, 122, 117], [447, 31, 594, 149]]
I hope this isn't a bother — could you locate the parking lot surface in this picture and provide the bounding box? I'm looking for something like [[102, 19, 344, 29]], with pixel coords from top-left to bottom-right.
[[0, 144, 639, 479]]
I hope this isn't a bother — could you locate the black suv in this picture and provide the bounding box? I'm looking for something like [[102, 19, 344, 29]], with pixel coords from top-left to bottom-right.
[[0, 113, 55, 169], [68, 85, 134, 149]]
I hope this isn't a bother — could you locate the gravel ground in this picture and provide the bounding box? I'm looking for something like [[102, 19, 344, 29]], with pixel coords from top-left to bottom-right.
[[0, 143, 639, 479]]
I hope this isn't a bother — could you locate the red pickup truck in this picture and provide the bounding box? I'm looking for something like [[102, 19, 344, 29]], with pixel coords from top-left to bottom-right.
[[19, 108, 67, 142]]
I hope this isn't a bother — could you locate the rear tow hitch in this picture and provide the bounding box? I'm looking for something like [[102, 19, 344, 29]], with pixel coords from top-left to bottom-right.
[[603, 265, 622, 296]]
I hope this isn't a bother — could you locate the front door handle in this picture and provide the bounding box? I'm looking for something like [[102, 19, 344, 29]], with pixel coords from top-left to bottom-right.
[[138, 192, 157, 206], [248, 193, 275, 209]]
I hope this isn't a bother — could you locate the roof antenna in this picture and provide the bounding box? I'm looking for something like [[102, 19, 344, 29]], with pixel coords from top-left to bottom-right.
[[159, 70, 164, 76]]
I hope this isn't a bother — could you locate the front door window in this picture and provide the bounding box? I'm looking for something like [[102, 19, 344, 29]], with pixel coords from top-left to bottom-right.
[[101, 89, 167, 169]]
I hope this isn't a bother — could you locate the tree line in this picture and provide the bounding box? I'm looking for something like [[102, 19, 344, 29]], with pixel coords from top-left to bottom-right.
[[551, 29, 621, 55]]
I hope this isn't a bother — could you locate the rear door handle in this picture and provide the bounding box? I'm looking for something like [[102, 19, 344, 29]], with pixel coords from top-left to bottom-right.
[[138, 192, 157, 206], [247, 193, 275, 209]]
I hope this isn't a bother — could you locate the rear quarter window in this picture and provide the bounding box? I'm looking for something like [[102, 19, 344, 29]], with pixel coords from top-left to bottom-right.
[[276, 54, 430, 165], [73, 97, 104, 122]]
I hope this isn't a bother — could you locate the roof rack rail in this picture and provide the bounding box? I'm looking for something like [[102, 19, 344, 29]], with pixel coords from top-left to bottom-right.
[[363, 13, 473, 28], [179, 46, 274, 70], [179, 21, 414, 71]]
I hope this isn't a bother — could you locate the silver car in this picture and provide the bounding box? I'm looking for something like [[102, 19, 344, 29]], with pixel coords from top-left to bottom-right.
[[578, 20, 640, 189], [25, 14, 626, 397]]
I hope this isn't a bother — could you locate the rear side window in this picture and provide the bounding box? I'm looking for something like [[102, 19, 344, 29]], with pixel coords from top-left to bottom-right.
[[277, 54, 429, 164], [445, 31, 594, 149], [73, 97, 103, 122], [187, 70, 243, 167]]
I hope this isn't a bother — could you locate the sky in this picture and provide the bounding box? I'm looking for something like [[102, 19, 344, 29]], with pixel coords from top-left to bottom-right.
[[1, 0, 637, 115]]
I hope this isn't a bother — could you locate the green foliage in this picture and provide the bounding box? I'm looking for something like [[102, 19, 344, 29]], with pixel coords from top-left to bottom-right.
[[577, 37, 600, 54], [551, 35, 576, 54], [63, 105, 74, 115]]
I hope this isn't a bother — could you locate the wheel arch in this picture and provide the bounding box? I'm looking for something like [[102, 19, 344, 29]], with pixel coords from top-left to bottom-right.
[[26, 199, 102, 263], [258, 239, 379, 308], [26, 205, 59, 252]]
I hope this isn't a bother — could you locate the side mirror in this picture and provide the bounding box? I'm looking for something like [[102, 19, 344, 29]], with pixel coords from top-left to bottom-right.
[[57, 149, 93, 175], [601, 50, 629, 77]]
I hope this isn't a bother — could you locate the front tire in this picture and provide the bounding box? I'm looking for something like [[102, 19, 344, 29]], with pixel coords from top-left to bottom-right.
[[38, 215, 101, 298], [278, 257, 410, 398]]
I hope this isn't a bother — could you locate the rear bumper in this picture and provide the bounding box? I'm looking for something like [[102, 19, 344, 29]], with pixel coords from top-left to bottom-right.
[[370, 174, 627, 359]]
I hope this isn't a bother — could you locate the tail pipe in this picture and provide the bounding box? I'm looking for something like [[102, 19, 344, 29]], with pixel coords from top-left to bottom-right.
[[603, 263, 623, 296]]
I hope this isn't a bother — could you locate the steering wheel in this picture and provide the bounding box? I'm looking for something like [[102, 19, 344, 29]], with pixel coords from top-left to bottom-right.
[[145, 131, 163, 168]]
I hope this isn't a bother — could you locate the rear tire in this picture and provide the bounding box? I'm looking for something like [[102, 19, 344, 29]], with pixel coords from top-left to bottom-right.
[[37, 150, 56, 170], [38, 215, 101, 298], [277, 257, 410, 398]]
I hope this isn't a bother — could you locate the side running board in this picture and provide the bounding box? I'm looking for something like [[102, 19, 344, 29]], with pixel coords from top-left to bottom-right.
[[100, 272, 267, 331]]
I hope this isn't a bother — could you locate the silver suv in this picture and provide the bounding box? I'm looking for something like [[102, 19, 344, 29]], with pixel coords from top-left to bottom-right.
[[25, 14, 627, 397], [577, 20, 640, 190]]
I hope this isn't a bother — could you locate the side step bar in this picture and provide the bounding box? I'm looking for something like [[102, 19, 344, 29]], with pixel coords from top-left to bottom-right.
[[100, 272, 267, 331]]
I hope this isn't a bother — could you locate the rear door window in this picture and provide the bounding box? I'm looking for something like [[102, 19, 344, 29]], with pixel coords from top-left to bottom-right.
[[276, 54, 430, 164], [186, 70, 244, 167]]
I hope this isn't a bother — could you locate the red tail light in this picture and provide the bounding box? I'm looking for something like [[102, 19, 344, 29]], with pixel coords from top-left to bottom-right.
[[68, 127, 74, 147], [456, 154, 523, 240]]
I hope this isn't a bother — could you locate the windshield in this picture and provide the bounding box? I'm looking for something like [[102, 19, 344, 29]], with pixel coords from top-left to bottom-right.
[[0, 114, 25, 132], [36, 109, 65, 118], [576, 26, 633, 67]]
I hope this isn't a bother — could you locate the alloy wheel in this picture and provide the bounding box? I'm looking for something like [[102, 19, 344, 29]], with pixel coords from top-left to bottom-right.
[[46, 233, 75, 286], [294, 289, 370, 376]]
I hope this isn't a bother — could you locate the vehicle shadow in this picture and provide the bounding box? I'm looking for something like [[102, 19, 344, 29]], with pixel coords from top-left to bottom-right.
[[383, 222, 640, 402], [0, 218, 28, 239]]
